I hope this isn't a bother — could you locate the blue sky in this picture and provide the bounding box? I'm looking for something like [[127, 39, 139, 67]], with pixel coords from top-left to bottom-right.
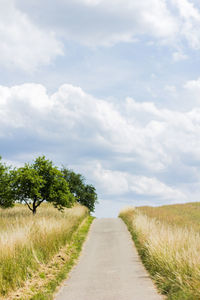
[[1, 0, 200, 217]]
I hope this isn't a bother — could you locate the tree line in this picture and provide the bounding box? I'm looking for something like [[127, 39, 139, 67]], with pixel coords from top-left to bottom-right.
[[0, 156, 98, 214]]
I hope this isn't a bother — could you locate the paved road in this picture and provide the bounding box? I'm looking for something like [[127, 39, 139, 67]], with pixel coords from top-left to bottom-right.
[[55, 218, 162, 300]]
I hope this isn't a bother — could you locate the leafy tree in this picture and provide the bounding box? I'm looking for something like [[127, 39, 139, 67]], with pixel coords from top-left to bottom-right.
[[79, 184, 98, 212], [62, 168, 98, 212], [12, 156, 74, 214], [0, 157, 13, 208]]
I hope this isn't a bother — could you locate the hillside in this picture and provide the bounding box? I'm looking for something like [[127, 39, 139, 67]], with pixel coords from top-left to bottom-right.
[[138, 202, 200, 230], [119, 202, 200, 300]]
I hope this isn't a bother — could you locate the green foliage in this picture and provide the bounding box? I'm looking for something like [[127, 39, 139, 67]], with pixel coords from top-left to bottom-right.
[[12, 156, 74, 214], [0, 155, 98, 214], [62, 168, 98, 212], [0, 157, 13, 208]]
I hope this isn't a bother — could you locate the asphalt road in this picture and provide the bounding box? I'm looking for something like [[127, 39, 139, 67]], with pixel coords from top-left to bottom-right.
[[55, 218, 162, 300]]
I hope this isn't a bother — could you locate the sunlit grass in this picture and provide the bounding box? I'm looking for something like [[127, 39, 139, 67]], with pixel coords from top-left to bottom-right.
[[138, 202, 200, 231], [119, 204, 200, 299], [0, 203, 89, 296]]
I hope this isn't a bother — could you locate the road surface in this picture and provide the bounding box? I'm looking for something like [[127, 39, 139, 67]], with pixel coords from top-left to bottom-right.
[[55, 218, 162, 300]]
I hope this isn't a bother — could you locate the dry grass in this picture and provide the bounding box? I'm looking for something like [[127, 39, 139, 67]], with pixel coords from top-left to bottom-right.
[[0, 203, 88, 297], [138, 202, 200, 231], [119, 205, 200, 299]]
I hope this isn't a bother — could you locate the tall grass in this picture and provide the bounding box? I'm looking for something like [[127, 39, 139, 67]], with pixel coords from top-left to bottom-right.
[[139, 202, 200, 231], [0, 204, 88, 296], [119, 206, 200, 300]]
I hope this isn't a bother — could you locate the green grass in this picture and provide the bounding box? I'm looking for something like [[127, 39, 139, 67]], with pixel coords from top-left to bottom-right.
[[119, 203, 200, 300], [30, 215, 94, 300], [0, 204, 90, 297]]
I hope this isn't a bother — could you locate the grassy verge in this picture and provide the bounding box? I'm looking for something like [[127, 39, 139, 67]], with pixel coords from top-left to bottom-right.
[[0, 204, 92, 298], [119, 206, 200, 300], [9, 215, 94, 300]]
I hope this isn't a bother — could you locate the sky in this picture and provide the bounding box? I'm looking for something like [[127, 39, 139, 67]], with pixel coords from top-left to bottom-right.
[[1, 0, 200, 217]]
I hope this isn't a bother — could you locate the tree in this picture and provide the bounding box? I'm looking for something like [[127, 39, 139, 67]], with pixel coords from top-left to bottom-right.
[[62, 168, 98, 212], [80, 184, 98, 212], [0, 157, 13, 208], [12, 156, 74, 214]]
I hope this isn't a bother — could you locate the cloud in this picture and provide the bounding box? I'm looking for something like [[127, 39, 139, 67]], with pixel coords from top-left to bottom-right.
[[184, 78, 200, 104], [164, 85, 177, 95], [2, 82, 200, 210], [15, 0, 177, 47], [92, 163, 186, 201], [0, 0, 63, 71], [172, 0, 200, 48], [15, 0, 200, 51], [72, 0, 177, 44], [77, 0, 200, 49], [184, 77, 200, 92], [173, 51, 188, 61], [1, 0, 199, 74]]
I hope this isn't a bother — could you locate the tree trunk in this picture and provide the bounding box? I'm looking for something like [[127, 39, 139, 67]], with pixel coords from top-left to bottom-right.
[[33, 198, 37, 215]]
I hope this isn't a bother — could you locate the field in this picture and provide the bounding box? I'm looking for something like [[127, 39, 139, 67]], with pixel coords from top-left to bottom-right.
[[0, 203, 93, 299], [119, 202, 200, 300]]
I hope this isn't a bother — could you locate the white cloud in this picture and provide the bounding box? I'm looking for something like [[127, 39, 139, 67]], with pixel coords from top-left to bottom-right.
[[92, 163, 185, 201], [15, 0, 200, 51], [15, 0, 178, 47], [1, 0, 198, 77], [172, 0, 200, 49], [172, 0, 200, 20], [92, 164, 129, 195], [0, 82, 198, 164], [184, 77, 200, 91], [82, 0, 177, 40], [164, 85, 177, 94], [1, 82, 200, 207], [76, 0, 200, 49], [0, 0, 63, 71], [184, 78, 200, 103], [173, 51, 188, 61]]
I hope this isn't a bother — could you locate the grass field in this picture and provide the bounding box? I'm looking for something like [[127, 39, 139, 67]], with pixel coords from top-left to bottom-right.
[[0, 203, 92, 299], [119, 202, 200, 300]]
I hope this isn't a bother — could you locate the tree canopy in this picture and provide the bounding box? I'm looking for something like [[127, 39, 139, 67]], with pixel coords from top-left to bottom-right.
[[0, 155, 98, 214], [62, 168, 98, 212], [12, 156, 74, 214], [0, 157, 13, 208]]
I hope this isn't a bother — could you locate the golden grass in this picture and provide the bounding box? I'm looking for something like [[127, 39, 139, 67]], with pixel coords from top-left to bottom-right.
[[119, 205, 200, 299], [0, 203, 88, 296], [138, 202, 200, 231]]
